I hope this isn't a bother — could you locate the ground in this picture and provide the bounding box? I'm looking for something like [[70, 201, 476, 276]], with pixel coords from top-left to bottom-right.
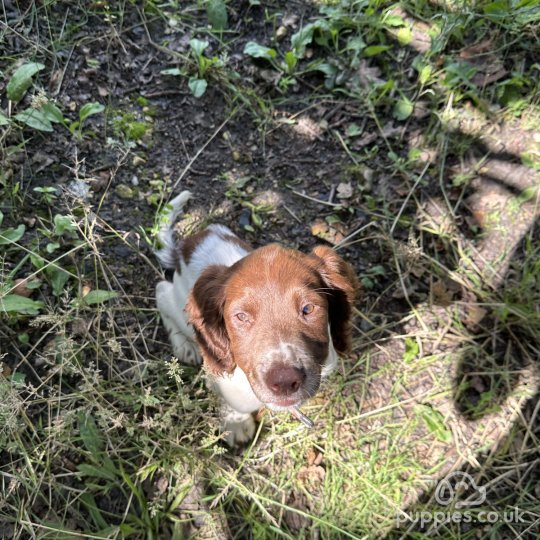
[[1, 1, 540, 539]]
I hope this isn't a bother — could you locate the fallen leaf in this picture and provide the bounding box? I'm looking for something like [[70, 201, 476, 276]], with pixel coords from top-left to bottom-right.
[[297, 464, 325, 485], [292, 116, 323, 140], [357, 59, 384, 87], [458, 40, 507, 87], [462, 304, 487, 328], [306, 448, 323, 466], [310, 219, 346, 245], [430, 280, 453, 307], [12, 278, 32, 298], [0, 363, 12, 378], [336, 182, 353, 199]]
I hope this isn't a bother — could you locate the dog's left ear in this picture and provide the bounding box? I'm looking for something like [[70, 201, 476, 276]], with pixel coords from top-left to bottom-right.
[[310, 245, 359, 355]]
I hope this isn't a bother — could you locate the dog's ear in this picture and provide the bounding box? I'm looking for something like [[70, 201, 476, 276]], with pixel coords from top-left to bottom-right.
[[310, 246, 359, 355], [185, 265, 235, 376]]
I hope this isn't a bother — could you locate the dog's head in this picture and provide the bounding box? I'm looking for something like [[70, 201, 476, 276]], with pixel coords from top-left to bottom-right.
[[186, 244, 358, 409]]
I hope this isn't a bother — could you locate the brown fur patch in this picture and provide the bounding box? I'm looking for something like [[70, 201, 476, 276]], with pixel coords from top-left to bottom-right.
[[181, 229, 212, 265], [218, 232, 253, 253]]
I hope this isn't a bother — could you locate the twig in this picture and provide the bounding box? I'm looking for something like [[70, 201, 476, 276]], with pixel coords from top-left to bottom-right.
[[172, 110, 240, 192], [291, 189, 342, 208], [390, 161, 430, 235], [282, 205, 302, 223], [333, 221, 378, 250]]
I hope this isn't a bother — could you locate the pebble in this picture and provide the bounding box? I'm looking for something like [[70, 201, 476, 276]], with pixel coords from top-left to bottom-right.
[[239, 208, 251, 228], [67, 180, 91, 200], [115, 184, 135, 199], [276, 26, 287, 40], [132, 155, 146, 166]]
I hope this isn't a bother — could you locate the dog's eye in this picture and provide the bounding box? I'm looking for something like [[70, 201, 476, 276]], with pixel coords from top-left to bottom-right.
[[235, 312, 249, 323], [302, 303, 315, 316]]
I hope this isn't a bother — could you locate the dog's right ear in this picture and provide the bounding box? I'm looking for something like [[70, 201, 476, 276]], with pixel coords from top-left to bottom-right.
[[185, 265, 235, 376]]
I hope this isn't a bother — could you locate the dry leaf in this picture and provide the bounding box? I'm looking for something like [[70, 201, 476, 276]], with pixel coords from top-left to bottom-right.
[[357, 59, 384, 87], [0, 363, 12, 378], [310, 219, 345, 245], [12, 278, 32, 298], [462, 304, 488, 328], [297, 464, 325, 486], [306, 448, 323, 466], [336, 182, 353, 199], [431, 280, 453, 307], [292, 116, 323, 140]]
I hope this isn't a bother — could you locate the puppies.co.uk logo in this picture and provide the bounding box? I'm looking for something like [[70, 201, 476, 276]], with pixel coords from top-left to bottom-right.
[[396, 471, 524, 528], [434, 471, 487, 508]]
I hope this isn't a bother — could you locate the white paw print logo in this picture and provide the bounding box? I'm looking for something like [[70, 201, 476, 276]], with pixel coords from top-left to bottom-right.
[[435, 471, 487, 508]]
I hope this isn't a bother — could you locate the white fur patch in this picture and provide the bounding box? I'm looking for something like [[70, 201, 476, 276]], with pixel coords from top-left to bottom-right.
[[156, 225, 249, 366], [208, 367, 262, 414]]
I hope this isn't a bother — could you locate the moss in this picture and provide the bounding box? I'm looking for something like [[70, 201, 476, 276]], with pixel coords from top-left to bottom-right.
[[136, 95, 149, 107], [125, 120, 149, 141], [112, 111, 151, 142]]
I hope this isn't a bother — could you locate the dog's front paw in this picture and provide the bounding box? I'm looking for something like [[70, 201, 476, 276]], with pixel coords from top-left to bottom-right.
[[171, 337, 202, 366], [221, 409, 256, 447], [180, 340, 202, 366]]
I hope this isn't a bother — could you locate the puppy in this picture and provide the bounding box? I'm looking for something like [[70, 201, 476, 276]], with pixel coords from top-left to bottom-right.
[[156, 191, 358, 445]]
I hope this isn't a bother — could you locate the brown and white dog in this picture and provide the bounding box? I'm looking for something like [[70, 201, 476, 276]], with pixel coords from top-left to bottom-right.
[[156, 191, 358, 445]]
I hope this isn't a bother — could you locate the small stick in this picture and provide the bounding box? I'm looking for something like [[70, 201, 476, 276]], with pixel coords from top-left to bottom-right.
[[290, 406, 315, 429]]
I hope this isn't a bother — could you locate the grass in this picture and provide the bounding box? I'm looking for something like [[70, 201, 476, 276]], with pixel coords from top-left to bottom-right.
[[1, 0, 540, 538]]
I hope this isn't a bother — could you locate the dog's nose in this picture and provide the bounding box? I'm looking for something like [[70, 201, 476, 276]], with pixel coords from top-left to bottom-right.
[[265, 365, 306, 396]]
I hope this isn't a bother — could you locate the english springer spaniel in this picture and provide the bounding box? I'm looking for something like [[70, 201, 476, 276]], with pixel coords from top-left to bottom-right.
[[156, 191, 358, 446]]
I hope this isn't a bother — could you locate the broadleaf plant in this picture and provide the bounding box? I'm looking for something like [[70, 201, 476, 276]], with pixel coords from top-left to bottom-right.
[[7, 62, 45, 102]]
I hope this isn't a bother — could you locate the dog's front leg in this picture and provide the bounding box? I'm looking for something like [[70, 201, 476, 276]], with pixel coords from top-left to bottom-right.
[[209, 369, 262, 446], [156, 280, 202, 366], [219, 403, 257, 447]]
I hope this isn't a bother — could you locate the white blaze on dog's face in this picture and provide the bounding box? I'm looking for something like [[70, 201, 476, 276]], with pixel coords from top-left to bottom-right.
[[186, 244, 358, 409]]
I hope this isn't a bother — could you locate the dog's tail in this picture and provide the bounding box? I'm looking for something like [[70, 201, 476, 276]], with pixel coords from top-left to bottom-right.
[[155, 190, 192, 270]]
